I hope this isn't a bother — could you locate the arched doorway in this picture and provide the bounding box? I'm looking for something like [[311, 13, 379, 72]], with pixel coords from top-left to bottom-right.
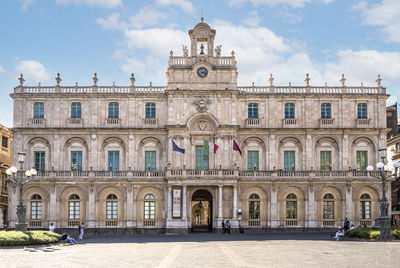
[[191, 189, 213, 232]]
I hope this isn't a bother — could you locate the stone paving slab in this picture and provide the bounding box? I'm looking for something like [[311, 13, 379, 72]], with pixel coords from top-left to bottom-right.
[[0, 232, 398, 268]]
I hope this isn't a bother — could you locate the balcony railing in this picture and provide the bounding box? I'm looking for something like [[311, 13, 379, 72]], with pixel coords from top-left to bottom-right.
[[68, 118, 83, 126], [29, 118, 45, 126], [356, 118, 371, 127], [31, 169, 385, 180], [143, 220, 156, 227], [143, 118, 158, 126], [283, 118, 297, 126], [105, 118, 121, 126], [245, 118, 259, 127], [320, 118, 334, 127]]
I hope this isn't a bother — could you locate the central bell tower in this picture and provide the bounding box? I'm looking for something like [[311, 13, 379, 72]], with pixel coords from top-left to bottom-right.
[[189, 17, 216, 57], [166, 19, 238, 91]]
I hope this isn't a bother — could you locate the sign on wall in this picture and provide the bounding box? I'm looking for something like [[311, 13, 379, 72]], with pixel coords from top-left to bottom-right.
[[172, 189, 181, 217]]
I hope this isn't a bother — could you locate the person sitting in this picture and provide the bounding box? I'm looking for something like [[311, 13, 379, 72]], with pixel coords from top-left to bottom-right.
[[62, 232, 77, 245], [350, 224, 355, 231], [335, 226, 344, 241]]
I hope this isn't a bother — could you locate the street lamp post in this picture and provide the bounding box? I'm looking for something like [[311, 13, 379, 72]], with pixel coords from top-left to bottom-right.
[[366, 149, 400, 241], [5, 152, 37, 231]]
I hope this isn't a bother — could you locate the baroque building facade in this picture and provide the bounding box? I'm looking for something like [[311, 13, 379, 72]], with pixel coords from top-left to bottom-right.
[[9, 20, 390, 233], [0, 124, 12, 228]]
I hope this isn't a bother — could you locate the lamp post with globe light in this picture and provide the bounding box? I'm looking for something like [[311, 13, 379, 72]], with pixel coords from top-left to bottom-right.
[[5, 152, 37, 231], [366, 148, 400, 241]]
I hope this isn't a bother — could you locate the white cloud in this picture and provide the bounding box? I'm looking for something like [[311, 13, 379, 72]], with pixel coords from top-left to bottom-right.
[[96, 13, 122, 30], [276, 10, 303, 24], [128, 6, 168, 29], [387, 95, 398, 106], [123, 28, 187, 58], [358, 0, 400, 42], [19, 0, 35, 11], [241, 11, 261, 27], [155, 0, 195, 14], [229, 0, 332, 8], [56, 0, 122, 8], [15, 60, 51, 83], [0, 65, 5, 73]]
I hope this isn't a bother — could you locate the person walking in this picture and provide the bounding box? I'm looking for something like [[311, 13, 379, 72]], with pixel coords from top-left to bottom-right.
[[221, 220, 226, 235], [79, 222, 85, 239], [226, 220, 232, 235], [48, 222, 55, 232]]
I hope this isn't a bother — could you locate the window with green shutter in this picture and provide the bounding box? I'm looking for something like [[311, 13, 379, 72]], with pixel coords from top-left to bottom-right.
[[145, 151, 156, 171], [248, 103, 258, 119], [247, 151, 259, 171], [321, 103, 331, 119], [356, 151, 368, 170], [34, 151, 45, 171], [108, 151, 120, 171], [284, 103, 295, 119], [195, 145, 209, 169], [284, 151, 295, 171], [320, 151, 332, 171]]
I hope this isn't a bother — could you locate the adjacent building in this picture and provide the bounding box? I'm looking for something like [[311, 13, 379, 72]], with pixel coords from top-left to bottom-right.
[[9, 20, 389, 233], [0, 124, 12, 228]]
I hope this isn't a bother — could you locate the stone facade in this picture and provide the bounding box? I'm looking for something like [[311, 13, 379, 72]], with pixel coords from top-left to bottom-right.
[[9, 20, 389, 233], [0, 124, 12, 228]]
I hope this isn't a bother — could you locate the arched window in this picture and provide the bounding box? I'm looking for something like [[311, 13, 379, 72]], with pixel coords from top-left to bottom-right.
[[108, 102, 119, 119], [71, 102, 81, 119], [286, 193, 297, 219], [68, 194, 80, 220], [357, 103, 367, 119], [248, 103, 258, 119], [145, 103, 156, 119], [34, 102, 44, 118], [106, 194, 118, 219], [321, 103, 331, 119], [284, 103, 295, 119], [360, 193, 371, 219], [248, 194, 260, 220], [323, 193, 334, 219], [30, 194, 42, 220], [144, 194, 155, 220]]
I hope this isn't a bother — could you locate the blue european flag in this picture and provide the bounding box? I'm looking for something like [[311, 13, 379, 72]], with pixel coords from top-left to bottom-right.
[[172, 140, 185, 154]]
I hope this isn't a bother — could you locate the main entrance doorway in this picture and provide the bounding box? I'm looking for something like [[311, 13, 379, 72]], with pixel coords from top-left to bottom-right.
[[191, 189, 213, 232]]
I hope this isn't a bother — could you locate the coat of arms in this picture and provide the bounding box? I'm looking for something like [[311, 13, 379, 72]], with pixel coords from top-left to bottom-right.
[[198, 120, 207, 130], [192, 96, 211, 112]]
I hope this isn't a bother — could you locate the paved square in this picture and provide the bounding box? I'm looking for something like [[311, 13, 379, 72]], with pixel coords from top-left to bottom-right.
[[0, 233, 398, 268]]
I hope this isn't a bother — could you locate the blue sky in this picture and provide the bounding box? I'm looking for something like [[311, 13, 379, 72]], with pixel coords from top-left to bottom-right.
[[1, 0, 399, 127]]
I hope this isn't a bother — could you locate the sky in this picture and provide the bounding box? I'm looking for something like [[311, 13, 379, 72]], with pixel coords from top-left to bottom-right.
[[0, 0, 399, 128]]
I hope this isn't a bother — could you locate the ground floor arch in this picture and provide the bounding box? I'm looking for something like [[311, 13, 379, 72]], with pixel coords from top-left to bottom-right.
[[191, 189, 213, 232]]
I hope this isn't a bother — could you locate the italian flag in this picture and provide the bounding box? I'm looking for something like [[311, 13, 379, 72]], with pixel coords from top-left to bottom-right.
[[204, 140, 219, 154]]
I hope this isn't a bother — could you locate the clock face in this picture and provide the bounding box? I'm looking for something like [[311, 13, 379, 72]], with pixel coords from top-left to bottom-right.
[[197, 67, 208, 78]]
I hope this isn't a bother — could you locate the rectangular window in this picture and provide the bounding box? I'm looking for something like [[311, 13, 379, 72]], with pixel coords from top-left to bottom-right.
[[356, 151, 368, 171], [249, 201, 260, 219], [247, 151, 259, 171], [106, 201, 118, 219], [357, 103, 367, 119], [34, 151, 45, 171], [108, 102, 119, 119], [145, 103, 156, 119], [284, 151, 295, 171], [284, 103, 295, 119], [320, 151, 332, 171], [31, 201, 42, 220], [34, 102, 44, 118], [71, 151, 83, 171], [195, 145, 209, 169], [71, 102, 81, 119], [360, 201, 371, 219], [145, 151, 156, 171], [321, 103, 331, 119], [144, 201, 155, 220], [248, 103, 258, 119], [286, 201, 297, 219], [2, 136, 8, 148], [323, 201, 334, 219], [108, 151, 120, 171], [68, 201, 80, 220]]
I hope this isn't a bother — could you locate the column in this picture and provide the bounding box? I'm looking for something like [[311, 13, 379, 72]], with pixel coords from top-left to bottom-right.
[[126, 186, 134, 227], [49, 186, 57, 226], [218, 185, 223, 220], [233, 185, 237, 219], [168, 136, 172, 168], [308, 184, 316, 227], [270, 183, 278, 227], [167, 186, 172, 220], [345, 183, 353, 220], [182, 186, 187, 220], [88, 185, 96, 228]]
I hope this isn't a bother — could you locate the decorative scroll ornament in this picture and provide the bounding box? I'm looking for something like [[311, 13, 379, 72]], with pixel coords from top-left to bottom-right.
[[198, 120, 207, 130], [192, 95, 212, 112]]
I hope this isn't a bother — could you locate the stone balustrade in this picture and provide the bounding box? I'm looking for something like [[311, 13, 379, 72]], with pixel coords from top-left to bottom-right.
[[30, 169, 385, 180]]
